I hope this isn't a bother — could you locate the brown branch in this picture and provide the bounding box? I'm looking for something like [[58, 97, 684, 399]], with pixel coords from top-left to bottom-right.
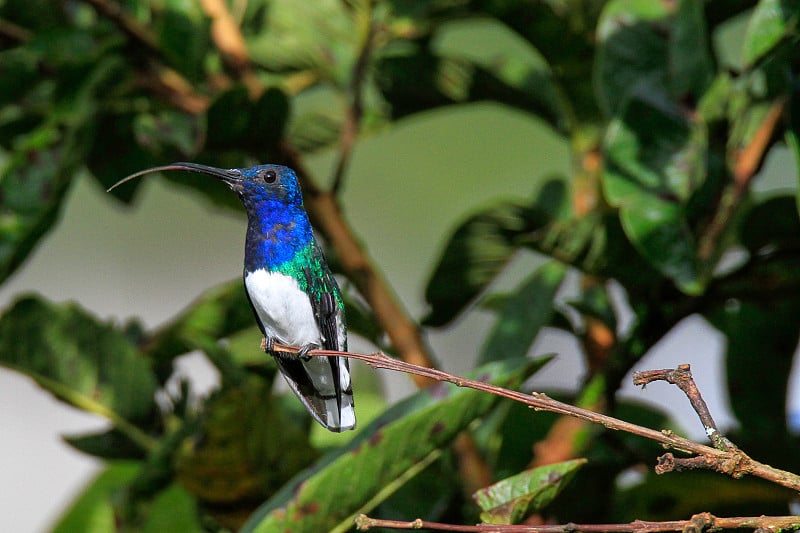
[[199, 0, 261, 97], [271, 344, 800, 492], [697, 97, 787, 262], [82, 0, 210, 114], [354, 513, 800, 532], [633, 364, 733, 451]]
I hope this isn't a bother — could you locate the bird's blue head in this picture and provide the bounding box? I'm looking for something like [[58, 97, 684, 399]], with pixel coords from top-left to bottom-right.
[[108, 161, 314, 270], [108, 161, 306, 213]]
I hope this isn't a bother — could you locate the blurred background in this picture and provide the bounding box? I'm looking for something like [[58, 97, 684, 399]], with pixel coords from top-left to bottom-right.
[[1, 2, 799, 532]]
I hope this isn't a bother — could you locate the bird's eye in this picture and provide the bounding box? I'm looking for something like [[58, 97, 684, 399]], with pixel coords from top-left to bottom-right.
[[264, 170, 277, 183]]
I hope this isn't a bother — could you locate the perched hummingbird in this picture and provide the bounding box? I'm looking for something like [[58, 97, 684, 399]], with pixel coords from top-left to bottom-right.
[[110, 162, 355, 432]]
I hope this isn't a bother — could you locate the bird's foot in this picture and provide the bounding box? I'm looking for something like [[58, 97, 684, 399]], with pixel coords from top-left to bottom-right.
[[262, 336, 276, 353], [297, 343, 319, 362]]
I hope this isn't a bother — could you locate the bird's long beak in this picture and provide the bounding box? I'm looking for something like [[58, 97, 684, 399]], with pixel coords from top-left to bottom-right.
[[106, 162, 242, 192]]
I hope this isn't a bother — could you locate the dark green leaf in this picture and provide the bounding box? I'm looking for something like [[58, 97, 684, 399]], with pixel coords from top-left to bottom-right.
[[521, 211, 665, 294], [175, 378, 318, 528], [241, 357, 545, 533], [478, 261, 566, 364], [614, 471, 796, 521], [0, 295, 158, 425], [64, 428, 147, 460], [132, 111, 201, 158], [603, 91, 705, 293], [706, 299, 799, 445], [423, 201, 554, 327], [156, 5, 210, 80], [0, 52, 120, 282], [206, 87, 253, 150], [52, 462, 140, 533], [143, 279, 256, 381], [739, 196, 800, 254], [141, 484, 204, 533], [376, 47, 565, 131], [595, 0, 713, 116], [474, 459, 586, 525], [742, 0, 800, 67], [668, 0, 715, 101]]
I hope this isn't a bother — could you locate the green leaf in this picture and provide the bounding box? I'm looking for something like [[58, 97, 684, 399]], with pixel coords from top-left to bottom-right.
[[423, 199, 555, 327], [742, 0, 800, 67], [0, 296, 158, 433], [603, 91, 705, 293], [0, 51, 120, 282], [64, 428, 147, 460], [595, 0, 713, 116], [156, 4, 210, 81], [241, 357, 546, 533], [175, 378, 318, 529], [474, 458, 586, 525], [614, 470, 796, 521], [376, 48, 565, 132], [706, 299, 799, 445], [520, 211, 665, 292], [739, 196, 800, 254], [478, 261, 566, 364], [141, 483, 204, 533], [143, 279, 256, 381], [52, 462, 140, 533], [205, 86, 290, 154], [668, 0, 715, 101]]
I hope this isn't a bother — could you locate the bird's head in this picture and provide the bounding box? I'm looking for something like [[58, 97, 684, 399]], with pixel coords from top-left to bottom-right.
[[107, 162, 305, 210]]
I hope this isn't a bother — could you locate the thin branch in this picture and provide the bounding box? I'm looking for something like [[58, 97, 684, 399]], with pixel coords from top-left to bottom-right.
[[271, 343, 800, 492], [633, 364, 733, 451], [355, 513, 800, 532]]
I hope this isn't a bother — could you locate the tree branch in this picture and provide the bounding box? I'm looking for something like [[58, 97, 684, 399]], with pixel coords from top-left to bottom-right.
[[697, 97, 787, 263], [633, 364, 733, 451], [270, 343, 800, 492], [199, 0, 261, 97], [355, 512, 800, 532]]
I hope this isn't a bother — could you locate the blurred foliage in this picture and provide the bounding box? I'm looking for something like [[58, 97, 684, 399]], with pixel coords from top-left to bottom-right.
[[1, 0, 800, 531]]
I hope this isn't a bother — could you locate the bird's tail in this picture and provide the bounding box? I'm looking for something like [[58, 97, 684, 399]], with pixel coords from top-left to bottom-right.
[[274, 353, 356, 432]]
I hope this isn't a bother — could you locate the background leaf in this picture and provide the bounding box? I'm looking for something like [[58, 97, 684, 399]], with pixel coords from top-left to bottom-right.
[[474, 458, 586, 525], [0, 295, 158, 426], [241, 357, 545, 533]]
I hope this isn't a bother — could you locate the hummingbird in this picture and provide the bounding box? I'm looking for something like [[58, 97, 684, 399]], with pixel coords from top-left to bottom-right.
[[109, 162, 355, 432]]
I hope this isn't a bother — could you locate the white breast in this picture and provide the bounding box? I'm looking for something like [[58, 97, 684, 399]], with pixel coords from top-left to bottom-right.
[[244, 269, 321, 346]]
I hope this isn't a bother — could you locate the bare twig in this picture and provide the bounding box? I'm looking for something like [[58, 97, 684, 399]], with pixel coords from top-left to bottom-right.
[[633, 364, 733, 451], [271, 343, 800, 492], [354, 512, 800, 532]]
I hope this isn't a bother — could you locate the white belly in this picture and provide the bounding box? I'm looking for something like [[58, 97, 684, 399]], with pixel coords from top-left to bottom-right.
[[244, 269, 321, 346]]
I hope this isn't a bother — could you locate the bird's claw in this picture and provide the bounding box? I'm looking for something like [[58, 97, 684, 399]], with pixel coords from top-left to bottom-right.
[[297, 343, 319, 362], [262, 336, 275, 353]]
